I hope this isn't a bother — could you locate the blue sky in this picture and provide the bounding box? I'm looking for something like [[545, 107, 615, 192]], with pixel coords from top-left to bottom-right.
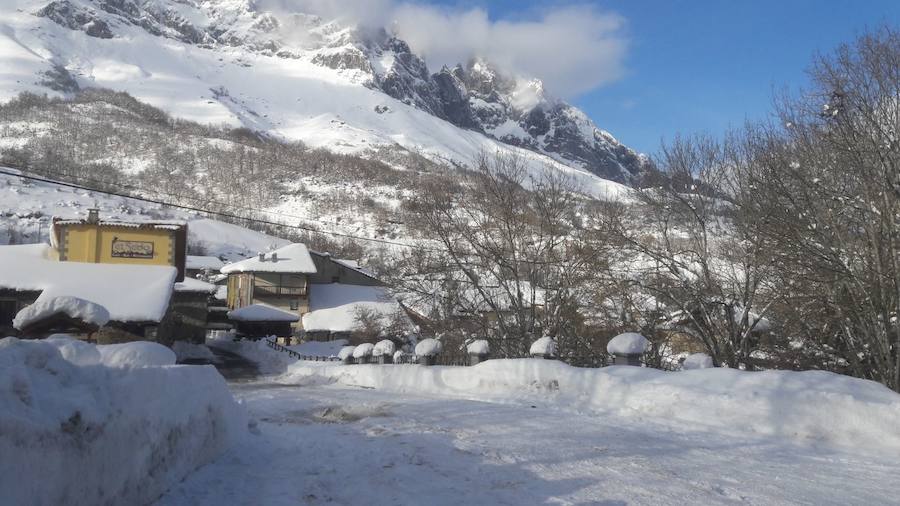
[[428, 0, 900, 155]]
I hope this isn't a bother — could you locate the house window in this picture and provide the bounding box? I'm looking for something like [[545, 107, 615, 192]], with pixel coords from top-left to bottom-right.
[[290, 300, 299, 311]]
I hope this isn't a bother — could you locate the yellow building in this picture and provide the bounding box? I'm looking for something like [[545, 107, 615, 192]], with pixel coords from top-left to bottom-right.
[[51, 209, 188, 281]]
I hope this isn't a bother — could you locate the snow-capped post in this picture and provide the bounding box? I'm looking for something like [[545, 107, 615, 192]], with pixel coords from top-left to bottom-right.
[[682, 353, 714, 370], [415, 338, 442, 366], [530, 335, 557, 359], [606, 332, 650, 366], [466, 339, 490, 365], [353, 343, 375, 364], [373, 339, 396, 364], [337, 345, 356, 364]]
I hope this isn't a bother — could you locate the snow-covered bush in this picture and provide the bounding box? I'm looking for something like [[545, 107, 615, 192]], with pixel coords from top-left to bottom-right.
[[373, 339, 395, 357], [682, 353, 714, 370], [529, 336, 557, 356], [0, 337, 246, 506], [393, 350, 407, 363], [337, 345, 356, 361], [466, 339, 490, 355], [606, 332, 650, 355], [415, 338, 442, 357], [97, 341, 177, 367], [352, 342, 375, 359]]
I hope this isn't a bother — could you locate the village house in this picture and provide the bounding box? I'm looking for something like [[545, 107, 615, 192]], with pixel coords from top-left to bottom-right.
[[50, 209, 188, 281], [222, 243, 318, 333], [222, 243, 413, 342], [0, 243, 177, 343], [0, 210, 214, 344]]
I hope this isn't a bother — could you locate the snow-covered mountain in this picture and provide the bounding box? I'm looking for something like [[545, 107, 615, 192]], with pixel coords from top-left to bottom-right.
[[0, 0, 647, 186]]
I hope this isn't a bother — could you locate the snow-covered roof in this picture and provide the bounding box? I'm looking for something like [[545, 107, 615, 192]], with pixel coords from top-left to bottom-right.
[[333, 258, 378, 278], [174, 277, 218, 294], [186, 255, 225, 271], [53, 217, 186, 231], [13, 296, 110, 330], [0, 244, 176, 323], [220, 243, 317, 274], [227, 303, 300, 322], [302, 283, 404, 333]]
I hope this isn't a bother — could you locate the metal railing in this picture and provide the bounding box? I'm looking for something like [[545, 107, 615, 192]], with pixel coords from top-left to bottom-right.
[[265, 338, 341, 362]]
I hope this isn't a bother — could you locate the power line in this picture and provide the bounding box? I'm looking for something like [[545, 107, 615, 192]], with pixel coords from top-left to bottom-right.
[[0, 168, 433, 251]]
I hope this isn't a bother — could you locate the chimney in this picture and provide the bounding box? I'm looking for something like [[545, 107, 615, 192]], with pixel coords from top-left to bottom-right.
[[271, 252, 278, 262], [258, 252, 265, 262], [87, 208, 100, 224]]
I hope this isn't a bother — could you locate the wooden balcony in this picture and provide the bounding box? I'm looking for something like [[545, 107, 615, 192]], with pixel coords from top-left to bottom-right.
[[254, 285, 307, 297]]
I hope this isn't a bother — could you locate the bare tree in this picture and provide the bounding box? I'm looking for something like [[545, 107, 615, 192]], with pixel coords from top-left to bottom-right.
[[394, 152, 604, 358], [603, 134, 778, 368], [743, 27, 900, 389]]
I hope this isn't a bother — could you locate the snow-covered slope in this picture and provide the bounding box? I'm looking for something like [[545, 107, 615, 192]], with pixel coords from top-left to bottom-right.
[[0, 168, 287, 260], [0, 0, 645, 188]]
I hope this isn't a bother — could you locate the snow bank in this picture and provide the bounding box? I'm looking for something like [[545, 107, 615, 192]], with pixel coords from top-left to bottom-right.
[[13, 296, 110, 330], [289, 339, 348, 358], [373, 339, 395, 357], [682, 353, 714, 370], [0, 337, 246, 506], [281, 359, 900, 453], [45, 334, 101, 366], [607, 332, 650, 355], [207, 335, 295, 375], [172, 341, 217, 363], [415, 338, 442, 357], [529, 336, 557, 356], [97, 342, 177, 368], [353, 343, 375, 359]]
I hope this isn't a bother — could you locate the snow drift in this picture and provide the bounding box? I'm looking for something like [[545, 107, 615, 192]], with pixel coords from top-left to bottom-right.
[[0, 337, 246, 506], [281, 359, 900, 452]]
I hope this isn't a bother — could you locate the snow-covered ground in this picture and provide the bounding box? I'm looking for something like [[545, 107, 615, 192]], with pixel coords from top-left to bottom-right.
[[156, 374, 900, 505], [0, 337, 246, 506]]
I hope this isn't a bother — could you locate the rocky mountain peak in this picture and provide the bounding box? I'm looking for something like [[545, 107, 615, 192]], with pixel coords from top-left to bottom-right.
[[26, 0, 647, 183]]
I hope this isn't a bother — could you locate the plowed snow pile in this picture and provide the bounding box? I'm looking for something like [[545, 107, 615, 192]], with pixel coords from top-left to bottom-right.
[[0, 337, 246, 506], [282, 359, 900, 452]]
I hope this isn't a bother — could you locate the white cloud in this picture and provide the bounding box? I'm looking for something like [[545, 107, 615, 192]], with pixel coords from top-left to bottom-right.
[[268, 1, 629, 99]]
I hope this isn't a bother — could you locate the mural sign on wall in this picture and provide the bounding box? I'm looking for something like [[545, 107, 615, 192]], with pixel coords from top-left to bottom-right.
[[111, 238, 154, 259]]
